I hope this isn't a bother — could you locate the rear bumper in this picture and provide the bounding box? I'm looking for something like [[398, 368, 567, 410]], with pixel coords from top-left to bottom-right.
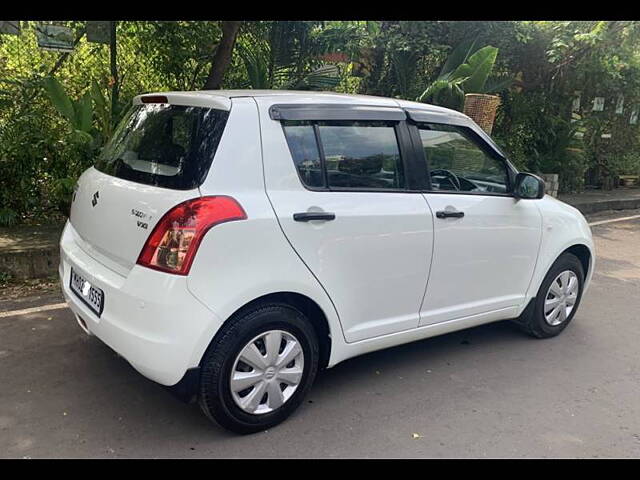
[[59, 221, 223, 386]]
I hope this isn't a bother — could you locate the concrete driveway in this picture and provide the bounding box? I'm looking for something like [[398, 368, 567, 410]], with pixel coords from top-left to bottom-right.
[[1, 215, 640, 458]]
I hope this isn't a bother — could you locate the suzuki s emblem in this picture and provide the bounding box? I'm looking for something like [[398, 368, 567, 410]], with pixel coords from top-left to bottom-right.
[[91, 191, 99, 207]]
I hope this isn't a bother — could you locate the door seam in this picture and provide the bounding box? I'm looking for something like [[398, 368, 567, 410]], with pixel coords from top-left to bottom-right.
[[417, 193, 436, 323]]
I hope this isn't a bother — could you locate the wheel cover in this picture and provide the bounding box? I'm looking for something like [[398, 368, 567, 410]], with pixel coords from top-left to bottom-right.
[[544, 270, 579, 326], [229, 330, 304, 415]]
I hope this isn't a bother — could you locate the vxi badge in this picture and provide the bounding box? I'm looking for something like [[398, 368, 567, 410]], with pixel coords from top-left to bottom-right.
[[131, 208, 150, 230]]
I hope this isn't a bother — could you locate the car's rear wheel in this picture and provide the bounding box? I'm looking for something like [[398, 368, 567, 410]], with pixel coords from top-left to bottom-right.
[[198, 303, 319, 434], [518, 252, 585, 338]]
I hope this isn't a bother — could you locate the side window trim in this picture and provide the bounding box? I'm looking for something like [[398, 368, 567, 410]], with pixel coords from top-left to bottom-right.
[[395, 121, 426, 191], [281, 119, 416, 193], [405, 107, 511, 160], [408, 122, 515, 196], [406, 122, 431, 191], [270, 103, 406, 122]]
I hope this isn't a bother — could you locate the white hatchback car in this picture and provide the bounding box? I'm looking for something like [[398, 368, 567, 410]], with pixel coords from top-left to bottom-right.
[[60, 90, 594, 433]]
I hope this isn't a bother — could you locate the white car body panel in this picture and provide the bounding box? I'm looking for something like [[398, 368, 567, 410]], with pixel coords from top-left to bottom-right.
[[419, 193, 542, 325], [69, 167, 199, 273], [59, 222, 223, 385], [525, 195, 595, 299], [59, 89, 595, 388]]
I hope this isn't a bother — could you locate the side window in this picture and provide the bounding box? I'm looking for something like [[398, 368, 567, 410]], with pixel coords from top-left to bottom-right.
[[317, 121, 404, 190], [417, 124, 509, 194], [281, 120, 405, 191], [282, 121, 324, 188]]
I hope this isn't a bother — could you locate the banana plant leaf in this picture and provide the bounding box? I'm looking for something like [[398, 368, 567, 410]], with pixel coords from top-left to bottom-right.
[[291, 64, 340, 90], [418, 76, 467, 111], [90, 80, 112, 139], [460, 46, 498, 93], [420, 39, 510, 110], [43, 76, 75, 127], [75, 91, 93, 133], [238, 43, 271, 89], [439, 37, 480, 78], [70, 130, 94, 144], [483, 75, 513, 94]]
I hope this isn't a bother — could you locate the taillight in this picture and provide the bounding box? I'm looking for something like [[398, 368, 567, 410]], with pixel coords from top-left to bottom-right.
[[136, 196, 246, 275]]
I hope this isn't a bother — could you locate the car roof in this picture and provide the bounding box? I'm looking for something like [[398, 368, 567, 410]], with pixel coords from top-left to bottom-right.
[[133, 89, 467, 119], [131, 89, 508, 162]]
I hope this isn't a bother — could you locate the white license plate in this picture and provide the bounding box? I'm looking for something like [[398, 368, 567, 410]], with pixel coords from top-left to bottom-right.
[[70, 268, 104, 317]]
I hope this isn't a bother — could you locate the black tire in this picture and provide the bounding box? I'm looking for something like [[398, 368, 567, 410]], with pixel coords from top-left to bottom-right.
[[519, 252, 585, 338], [198, 302, 319, 434]]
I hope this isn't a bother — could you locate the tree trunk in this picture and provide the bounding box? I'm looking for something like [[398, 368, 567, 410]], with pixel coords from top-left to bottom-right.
[[110, 21, 119, 122], [202, 21, 241, 90]]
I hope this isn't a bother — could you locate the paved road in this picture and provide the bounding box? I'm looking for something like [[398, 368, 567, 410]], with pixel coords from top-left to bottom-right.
[[1, 216, 640, 458]]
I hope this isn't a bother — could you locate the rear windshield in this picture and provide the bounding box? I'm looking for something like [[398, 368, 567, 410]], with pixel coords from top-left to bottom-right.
[[94, 103, 229, 190]]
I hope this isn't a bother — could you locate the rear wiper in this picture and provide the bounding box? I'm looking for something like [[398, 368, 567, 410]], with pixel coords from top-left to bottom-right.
[[113, 158, 133, 170]]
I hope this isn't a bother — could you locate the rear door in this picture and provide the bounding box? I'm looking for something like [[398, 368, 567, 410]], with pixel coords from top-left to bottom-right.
[[258, 101, 434, 343], [70, 98, 229, 274], [408, 121, 542, 325]]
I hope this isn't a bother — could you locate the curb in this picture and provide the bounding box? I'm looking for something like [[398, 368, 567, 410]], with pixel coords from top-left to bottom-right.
[[0, 246, 60, 281], [564, 198, 640, 215]]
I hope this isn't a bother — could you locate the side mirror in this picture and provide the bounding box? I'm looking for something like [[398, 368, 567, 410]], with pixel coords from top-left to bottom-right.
[[514, 172, 545, 199]]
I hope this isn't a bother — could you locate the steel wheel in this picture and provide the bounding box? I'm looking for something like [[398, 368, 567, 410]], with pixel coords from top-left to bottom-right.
[[544, 270, 579, 326], [229, 330, 304, 415]]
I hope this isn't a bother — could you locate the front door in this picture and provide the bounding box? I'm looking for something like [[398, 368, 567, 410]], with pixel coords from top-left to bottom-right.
[[411, 122, 542, 326]]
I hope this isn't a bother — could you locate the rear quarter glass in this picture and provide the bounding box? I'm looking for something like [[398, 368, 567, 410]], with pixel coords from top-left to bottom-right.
[[94, 104, 229, 190]]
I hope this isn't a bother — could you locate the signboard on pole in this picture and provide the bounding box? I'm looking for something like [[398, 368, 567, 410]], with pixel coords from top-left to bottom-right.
[[86, 21, 110, 44], [0, 21, 20, 35], [592, 97, 605, 112], [36, 24, 74, 52]]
